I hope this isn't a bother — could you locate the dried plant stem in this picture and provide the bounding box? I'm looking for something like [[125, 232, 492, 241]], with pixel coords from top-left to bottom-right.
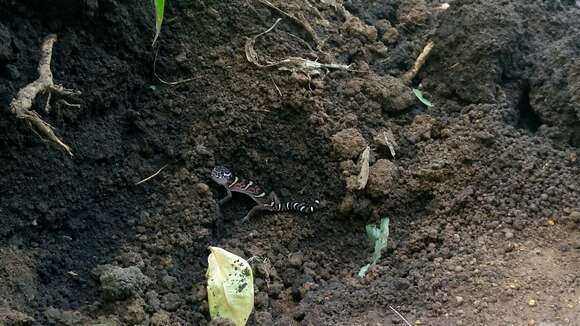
[[255, 0, 322, 49], [135, 164, 168, 185], [9, 34, 81, 156], [402, 40, 434, 85], [389, 306, 412, 326]]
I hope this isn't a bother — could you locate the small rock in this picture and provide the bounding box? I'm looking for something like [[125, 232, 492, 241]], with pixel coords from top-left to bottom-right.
[[194, 183, 210, 194], [456, 296, 464, 305], [96, 265, 152, 301], [161, 275, 178, 290], [254, 311, 273, 325], [288, 252, 304, 268], [161, 293, 181, 312], [331, 128, 368, 160], [504, 229, 514, 240], [528, 299, 537, 307], [150, 311, 171, 326], [254, 292, 270, 309], [382, 28, 400, 44]]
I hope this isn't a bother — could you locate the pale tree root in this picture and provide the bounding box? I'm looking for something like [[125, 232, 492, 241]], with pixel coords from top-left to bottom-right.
[[9, 34, 81, 157]]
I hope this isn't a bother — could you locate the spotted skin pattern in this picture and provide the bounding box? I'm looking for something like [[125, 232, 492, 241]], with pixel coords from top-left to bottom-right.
[[210, 166, 320, 222]]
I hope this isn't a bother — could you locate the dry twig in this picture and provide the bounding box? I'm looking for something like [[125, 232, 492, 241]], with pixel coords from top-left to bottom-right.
[[9, 34, 81, 156], [402, 40, 434, 85], [245, 19, 350, 73], [135, 164, 169, 185], [254, 0, 322, 49], [389, 306, 412, 326]]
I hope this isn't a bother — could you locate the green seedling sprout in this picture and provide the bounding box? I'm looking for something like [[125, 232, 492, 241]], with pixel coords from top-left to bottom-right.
[[413, 88, 433, 107], [358, 217, 390, 278], [152, 0, 165, 46], [206, 247, 254, 326]]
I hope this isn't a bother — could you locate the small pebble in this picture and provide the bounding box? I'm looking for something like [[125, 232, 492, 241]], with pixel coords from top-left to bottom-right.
[[456, 296, 464, 305], [528, 299, 537, 307]]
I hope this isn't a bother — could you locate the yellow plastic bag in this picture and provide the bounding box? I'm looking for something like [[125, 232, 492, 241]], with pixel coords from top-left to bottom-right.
[[206, 247, 254, 326]]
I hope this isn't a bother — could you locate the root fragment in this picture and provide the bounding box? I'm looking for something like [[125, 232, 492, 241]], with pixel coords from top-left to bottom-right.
[[245, 19, 350, 74], [254, 0, 322, 49], [9, 34, 81, 156], [402, 40, 434, 85]]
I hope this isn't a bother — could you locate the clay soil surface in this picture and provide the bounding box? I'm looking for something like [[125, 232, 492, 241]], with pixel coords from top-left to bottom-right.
[[1, 0, 579, 325]]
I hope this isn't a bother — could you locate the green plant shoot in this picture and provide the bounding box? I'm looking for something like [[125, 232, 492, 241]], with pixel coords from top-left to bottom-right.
[[206, 247, 254, 326], [152, 0, 165, 46], [358, 217, 390, 278], [413, 88, 433, 107]]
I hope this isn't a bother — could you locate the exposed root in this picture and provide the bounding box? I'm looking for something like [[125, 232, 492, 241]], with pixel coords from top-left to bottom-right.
[[245, 18, 351, 74], [135, 164, 169, 185], [389, 306, 412, 326], [153, 46, 198, 85], [402, 40, 434, 85], [9, 34, 81, 156], [254, 0, 322, 50]]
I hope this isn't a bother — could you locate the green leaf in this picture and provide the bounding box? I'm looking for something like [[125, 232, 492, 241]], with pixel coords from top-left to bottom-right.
[[358, 264, 370, 278], [152, 0, 165, 46], [358, 217, 390, 278], [413, 88, 433, 107], [206, 247, 254, 326]]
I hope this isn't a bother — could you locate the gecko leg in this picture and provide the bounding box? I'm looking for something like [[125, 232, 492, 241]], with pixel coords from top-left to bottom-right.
[[241, 204, 270, 224], [219, 188, 233, 206], [214, 188, 232, 238], [268, 191, 280, 205]]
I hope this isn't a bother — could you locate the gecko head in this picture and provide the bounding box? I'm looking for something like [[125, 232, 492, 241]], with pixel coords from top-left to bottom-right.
[[211, 166, 233, 185]]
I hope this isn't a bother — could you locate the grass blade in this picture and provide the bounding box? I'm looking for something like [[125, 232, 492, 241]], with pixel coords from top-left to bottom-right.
[[152, 0, 165, 46]]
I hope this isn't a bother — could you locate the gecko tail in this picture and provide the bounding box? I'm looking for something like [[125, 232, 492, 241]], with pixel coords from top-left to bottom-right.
[[272, 200, 320, 213]]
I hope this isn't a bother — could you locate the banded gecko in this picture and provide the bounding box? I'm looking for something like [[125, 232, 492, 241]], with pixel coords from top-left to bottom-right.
[[211, 166, 320, 222]]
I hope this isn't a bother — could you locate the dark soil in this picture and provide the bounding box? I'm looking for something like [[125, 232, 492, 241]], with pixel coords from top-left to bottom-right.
[[1, 0, 579, 325]]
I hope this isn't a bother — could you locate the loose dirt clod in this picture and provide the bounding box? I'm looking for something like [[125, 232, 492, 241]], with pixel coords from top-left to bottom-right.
[[9, 34, 81, 156]]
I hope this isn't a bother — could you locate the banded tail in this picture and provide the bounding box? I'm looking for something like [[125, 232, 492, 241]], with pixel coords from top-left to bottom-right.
[[267, 199, 320, 214]]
